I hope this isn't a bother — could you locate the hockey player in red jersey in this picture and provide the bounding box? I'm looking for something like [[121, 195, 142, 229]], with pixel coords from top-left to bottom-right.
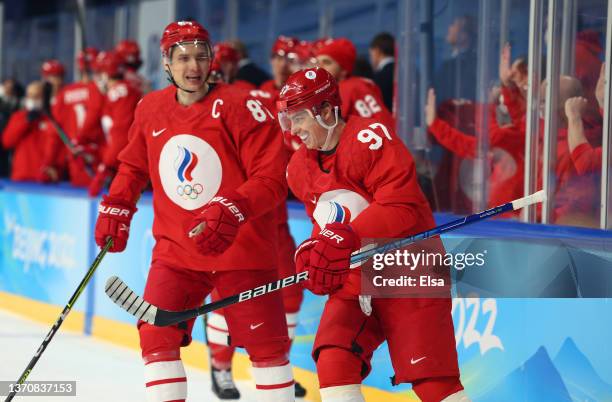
[[279, 68, 469, 402], [115, 39, 151, 94], [315, 38, 395, 129], [88, 50, 142, 196], [260, 36, 299, 99], [40, 59, 65, 100], [212, 42, 256, 91], [94, 20, 295, 402], [202, 41, 306, 400], [42, 47, 105, 187]]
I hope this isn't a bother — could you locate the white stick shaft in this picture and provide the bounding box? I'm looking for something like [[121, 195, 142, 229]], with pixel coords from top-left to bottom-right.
[[511, 190, 546, 210]]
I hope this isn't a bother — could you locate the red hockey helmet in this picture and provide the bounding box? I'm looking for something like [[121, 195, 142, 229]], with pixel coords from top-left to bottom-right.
[[315, 37, 356, 75], [96, 51, 125, 77], [213, 42, 239, 64], [287, 40, 317, 72], [276, 67, 341, 132], [208, 55, 225, 83], [271, 36, 299, 58], [160, 20, 211, 58], [77, 47, 99, 72], [115, 39, 142, 68], [41, 59, 65, 77]]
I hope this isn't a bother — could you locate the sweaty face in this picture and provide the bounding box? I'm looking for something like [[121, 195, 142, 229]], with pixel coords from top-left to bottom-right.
[[287, 109, 327, 150], [316, 55, 343, 81], [166, 42, 212, 91]]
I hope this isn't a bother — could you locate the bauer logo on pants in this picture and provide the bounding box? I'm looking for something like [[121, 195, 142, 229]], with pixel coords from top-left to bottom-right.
[[158, 134, 222, 210]]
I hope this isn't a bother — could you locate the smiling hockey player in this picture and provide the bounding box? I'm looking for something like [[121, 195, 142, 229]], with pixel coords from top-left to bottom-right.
[[279, 67, 470, 402]]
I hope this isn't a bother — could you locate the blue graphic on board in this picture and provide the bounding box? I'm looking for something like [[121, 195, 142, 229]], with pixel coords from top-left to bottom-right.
[[1, 182, 612, 401]]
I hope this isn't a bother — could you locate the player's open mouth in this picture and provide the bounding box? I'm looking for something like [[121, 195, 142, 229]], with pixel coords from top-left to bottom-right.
[[298, 132, 309, 141], [185, 75, 202, 84]]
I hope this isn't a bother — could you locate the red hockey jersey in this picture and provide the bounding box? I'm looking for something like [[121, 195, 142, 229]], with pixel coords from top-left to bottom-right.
[[108, 84, 287, 271], [287, 116, 435, 295], [339, 77, 395, 129], [100, 80, 142, 168]]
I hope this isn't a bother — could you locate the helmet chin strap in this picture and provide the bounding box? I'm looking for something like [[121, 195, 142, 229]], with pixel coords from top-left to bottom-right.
[[314, 106, 340, 151], [164, 65, 197, 94]]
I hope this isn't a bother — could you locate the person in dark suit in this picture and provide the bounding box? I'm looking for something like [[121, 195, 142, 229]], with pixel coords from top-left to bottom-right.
[[230, 39, 271, 88], [369, 32, 395, 111], [434, 15, 478, 104]]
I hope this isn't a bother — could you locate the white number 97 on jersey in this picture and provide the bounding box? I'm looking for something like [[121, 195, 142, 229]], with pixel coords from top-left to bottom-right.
[[357, 123, 392, 150]]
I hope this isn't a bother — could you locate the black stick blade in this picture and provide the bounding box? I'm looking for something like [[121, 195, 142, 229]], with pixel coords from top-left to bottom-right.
[[105, 276, 157, 325]]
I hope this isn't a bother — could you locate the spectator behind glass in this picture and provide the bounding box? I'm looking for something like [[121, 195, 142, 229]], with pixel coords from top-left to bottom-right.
[[427, 15, 478, 213], [537, 76, 601, 226], [369, 32, 395, 111], [565, 64, 606, 176], [231, 39, 271, 87], [1, 81, 53, 182], [424, 45, 529, 217], [434, 15, 477, 104], [0, 78, 24, 177]]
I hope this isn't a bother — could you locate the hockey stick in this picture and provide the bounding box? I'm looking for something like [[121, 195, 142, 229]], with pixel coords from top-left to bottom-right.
[[105, 190, 546, 327], [4, 238, 113, 402]]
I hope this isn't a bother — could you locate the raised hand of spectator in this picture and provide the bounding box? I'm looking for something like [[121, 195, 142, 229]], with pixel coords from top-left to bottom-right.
[[596, 63, 605, 109], [565, 97, 589, 153], [425, 88, 437, 127], [499, 43, 513, 87], [564, 96, 588, 122]]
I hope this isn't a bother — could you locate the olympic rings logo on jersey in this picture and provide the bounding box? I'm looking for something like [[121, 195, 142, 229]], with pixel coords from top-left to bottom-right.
[[176, 183, 204, 199], [159, 135, 223, 210]]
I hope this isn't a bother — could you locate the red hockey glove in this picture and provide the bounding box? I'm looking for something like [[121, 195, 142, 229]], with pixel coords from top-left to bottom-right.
[[88, 164, 116, 197], [295, 222, 361, 295], [188, 192, 249, 256], [95, 195, 137, 252]]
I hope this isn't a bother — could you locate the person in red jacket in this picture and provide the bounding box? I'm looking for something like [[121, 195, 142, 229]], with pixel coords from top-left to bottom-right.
[[424, 45, 528, 217], [564, 63, 606, 176], [425, 88, 524, 216], [534, 76, 598, 225], [1, 81, 52, 181], [315, 37, 395, 130], [88, 50, 142, 196], [280, 67, 468, 402], [94, 20, 294, 402]]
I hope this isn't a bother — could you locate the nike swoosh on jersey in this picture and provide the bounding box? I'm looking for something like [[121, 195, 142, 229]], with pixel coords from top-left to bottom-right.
[[410, 356, 427, 364], [152, 128, 167, 137], [250, 322, 264, 330]]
